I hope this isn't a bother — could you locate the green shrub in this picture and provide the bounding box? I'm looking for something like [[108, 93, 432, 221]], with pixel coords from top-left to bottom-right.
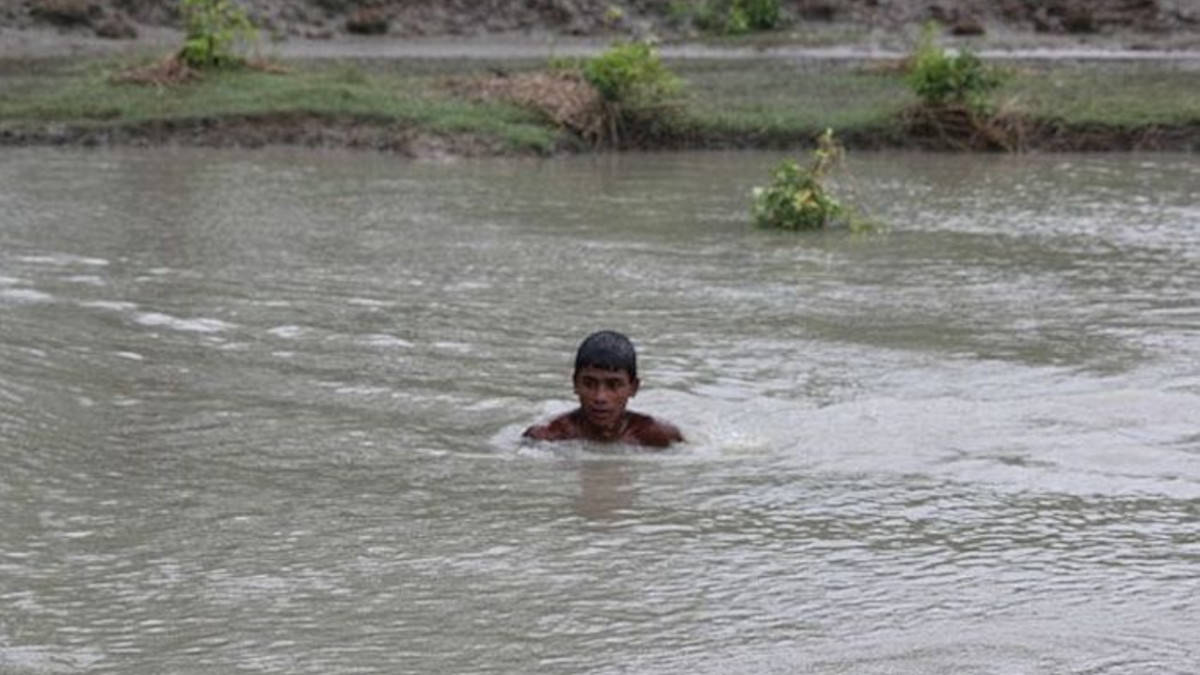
[[906, 22, 1004, 110], [665, 1, 694, 27], [751, 129, 846, 230], [692, 0, 780, 35], [583, 41, 681, 105], [741, 0, 781, 30], [178, 0, 257, 69]]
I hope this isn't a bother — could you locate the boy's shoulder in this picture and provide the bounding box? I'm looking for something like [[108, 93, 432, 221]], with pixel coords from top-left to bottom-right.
[[624, 412, 683, 448]]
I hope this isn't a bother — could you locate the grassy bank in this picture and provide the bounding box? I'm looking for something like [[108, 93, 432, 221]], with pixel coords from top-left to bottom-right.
[[0, 56, 563, 153], [2, 53, 1199, 154]]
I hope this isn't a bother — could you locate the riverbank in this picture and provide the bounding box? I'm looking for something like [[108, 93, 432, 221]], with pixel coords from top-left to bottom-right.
[[3, 42, 1199, 157]]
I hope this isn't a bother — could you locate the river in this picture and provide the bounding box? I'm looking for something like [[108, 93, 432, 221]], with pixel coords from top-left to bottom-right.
[[1, 147, 1198, 673]]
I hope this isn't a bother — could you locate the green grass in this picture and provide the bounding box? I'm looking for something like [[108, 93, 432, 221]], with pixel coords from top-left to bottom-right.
[[1001, 62, 1200, 126], [0, 56, 560, 152], [2, 54, 1199, 152], [671, 59, 911, 139]]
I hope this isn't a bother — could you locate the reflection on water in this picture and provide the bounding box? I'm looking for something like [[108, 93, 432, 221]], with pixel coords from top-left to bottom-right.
[[575, 460, 637, 521], [1, 148, 1199, 674]]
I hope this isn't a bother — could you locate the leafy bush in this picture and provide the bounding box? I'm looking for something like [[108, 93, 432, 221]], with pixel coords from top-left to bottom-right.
[[906, 22, 1004, 110], [178, 0, 257, 69], [583, 41, 681, 105], [687, 0, 781, 35], [741, 0, 781, 30], [579, 41, 684, 146], [751, 129, 846, 230]]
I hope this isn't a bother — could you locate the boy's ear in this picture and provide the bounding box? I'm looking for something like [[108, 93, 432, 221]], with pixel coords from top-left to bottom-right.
[[630, 376, 640, 396]]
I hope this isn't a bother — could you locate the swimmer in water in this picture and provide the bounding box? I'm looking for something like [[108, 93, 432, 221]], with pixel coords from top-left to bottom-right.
[[523, 330, 683, 449]]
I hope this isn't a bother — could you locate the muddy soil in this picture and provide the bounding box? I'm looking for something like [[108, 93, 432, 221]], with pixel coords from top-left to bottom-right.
[[3, 0, 1199, 50]]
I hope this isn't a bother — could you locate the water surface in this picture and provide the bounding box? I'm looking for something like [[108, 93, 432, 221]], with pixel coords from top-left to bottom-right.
[[1, 148, 1198, 674]]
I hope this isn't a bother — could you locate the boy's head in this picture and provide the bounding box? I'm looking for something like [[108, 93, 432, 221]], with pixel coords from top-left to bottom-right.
[[574, 330, 637, 380], [572, 330, 639, 430]]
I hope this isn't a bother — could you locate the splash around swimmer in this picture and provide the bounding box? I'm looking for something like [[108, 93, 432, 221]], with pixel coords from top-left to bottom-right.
[[523, 330, 683, 449]]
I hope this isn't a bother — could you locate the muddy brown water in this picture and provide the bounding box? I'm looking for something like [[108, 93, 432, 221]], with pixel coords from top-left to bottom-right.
[[2, 148, 1199, 673]]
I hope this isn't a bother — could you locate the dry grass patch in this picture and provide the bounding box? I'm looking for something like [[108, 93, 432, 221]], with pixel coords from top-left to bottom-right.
[[111, 53, 287, 87], [111, 54, 202, 86], [447, 70, 608, 146], [901, 100, 1033, 151]]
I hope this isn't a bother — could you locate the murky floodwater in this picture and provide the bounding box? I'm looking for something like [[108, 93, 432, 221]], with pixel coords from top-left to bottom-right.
[[2, 147, 1198, 674]]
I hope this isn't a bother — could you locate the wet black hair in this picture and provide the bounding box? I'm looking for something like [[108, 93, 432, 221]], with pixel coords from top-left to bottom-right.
[[574, 330, 637, 379]]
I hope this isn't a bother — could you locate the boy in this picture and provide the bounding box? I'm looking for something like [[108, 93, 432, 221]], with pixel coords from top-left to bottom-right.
[[523, 330, 683, 448]]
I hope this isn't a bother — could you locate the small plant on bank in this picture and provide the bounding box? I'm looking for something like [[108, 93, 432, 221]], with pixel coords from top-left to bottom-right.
[[751, 129, 847, 230], [112, 0, 275, 86], [582, 40, 683, 145], [740, 0, 781, 31], [901, 22, 1028, 151], [178, 0, 258, 69], [906, 21, 1004, 112], [690, 0, 782, 35], [453, 43, 681, 149], [583, 41, 681, 106]]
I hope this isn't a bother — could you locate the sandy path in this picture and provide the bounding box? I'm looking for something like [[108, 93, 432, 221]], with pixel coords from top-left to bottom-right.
[[3, 26, 1200, 63]]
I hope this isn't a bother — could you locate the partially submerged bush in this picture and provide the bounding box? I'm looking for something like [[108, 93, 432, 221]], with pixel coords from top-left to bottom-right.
[[179, 0, 258, 69], [751, 129, 846, 230]]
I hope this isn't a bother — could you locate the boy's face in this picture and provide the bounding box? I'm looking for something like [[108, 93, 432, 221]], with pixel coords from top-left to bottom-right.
[[573, 366, 639, 431]]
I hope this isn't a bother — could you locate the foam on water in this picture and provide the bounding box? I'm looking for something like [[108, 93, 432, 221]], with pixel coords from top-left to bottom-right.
[[0, 288, 53, 304], [133, 312, 235, 334]]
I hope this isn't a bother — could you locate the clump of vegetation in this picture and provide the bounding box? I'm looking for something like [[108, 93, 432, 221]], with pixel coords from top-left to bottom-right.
[[582, 41, 681, 105], [178, 0, 258, 69], [905, 22, 1004, 112], [454, 42, 683, 148], [751, 129, 851, 230], [581, 40, 683, 144], [603, 4, 625, 26], [112, 0, 276, 86], [901, 22, 1028, 151], [670, 0, 781, 35]]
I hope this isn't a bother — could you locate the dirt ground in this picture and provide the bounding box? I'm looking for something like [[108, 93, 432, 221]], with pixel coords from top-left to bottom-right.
[[3, 0, 1199, 56]]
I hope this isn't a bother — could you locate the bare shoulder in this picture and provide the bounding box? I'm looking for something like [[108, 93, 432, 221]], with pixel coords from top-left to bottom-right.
[[523, 410, 581, 441], [626, 412, 684, 449]]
